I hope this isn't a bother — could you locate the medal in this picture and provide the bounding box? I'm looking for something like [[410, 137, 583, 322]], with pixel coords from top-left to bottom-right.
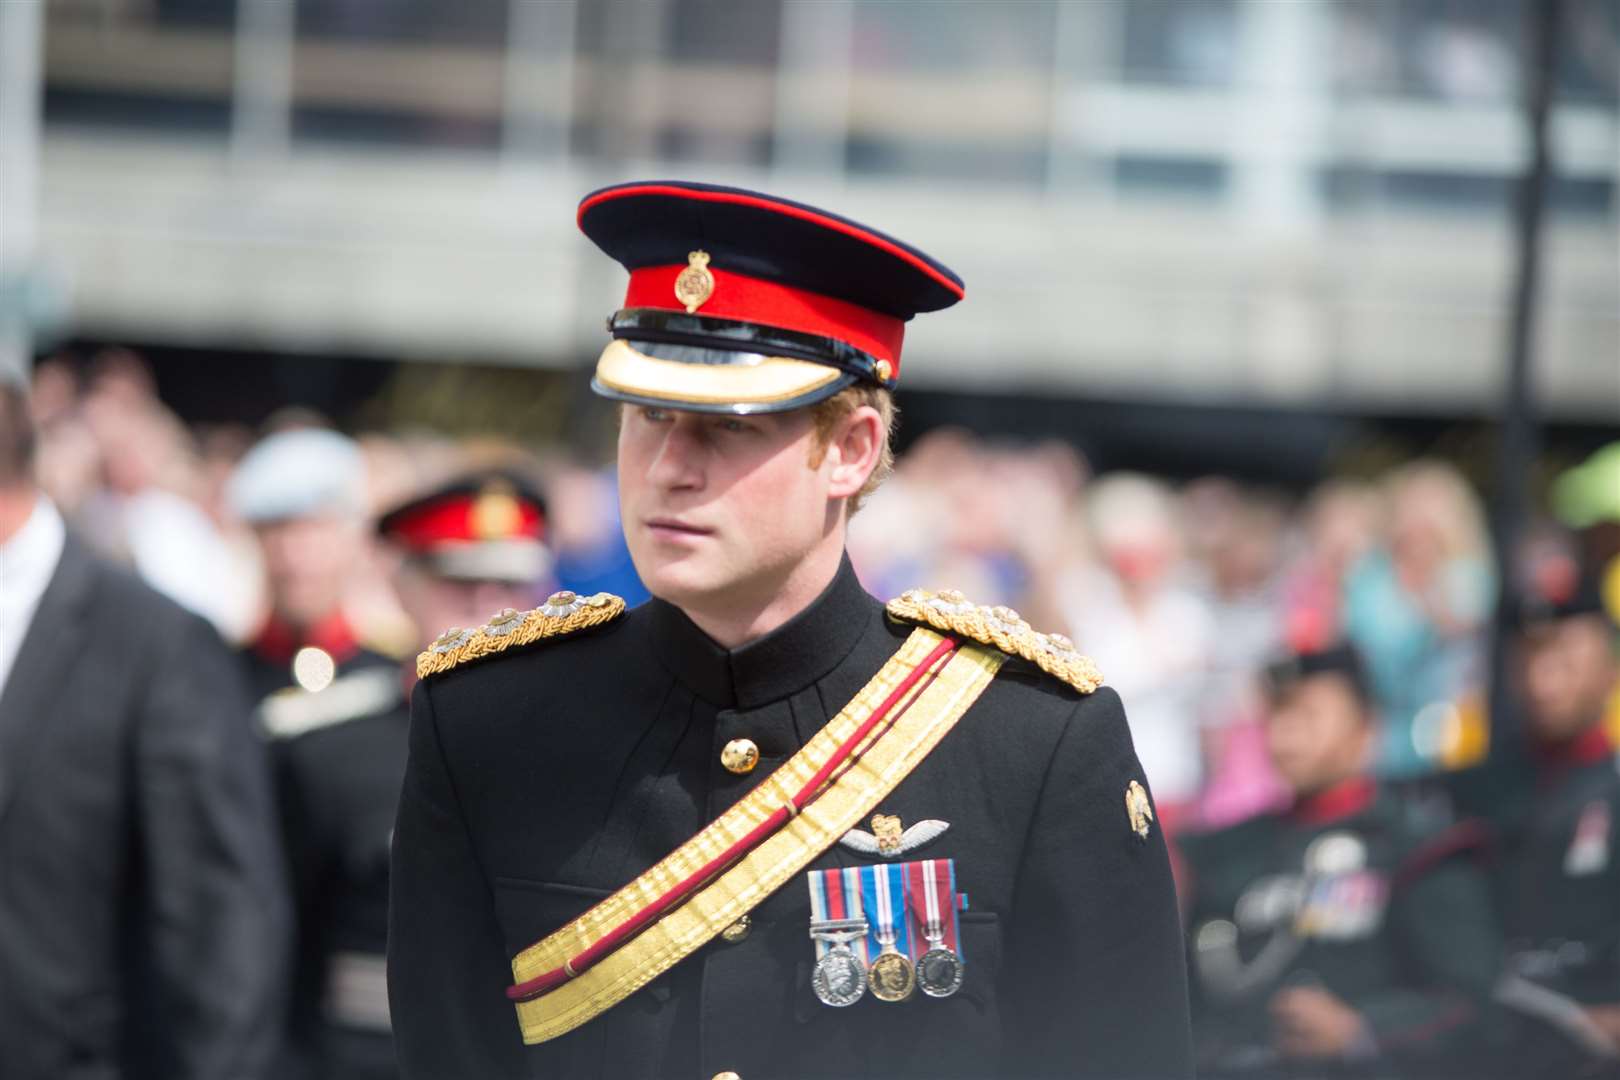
[[863, 863, 915, 1002], [868, 947, 915, 1003], [909, 859, 963, 998], [808, 868, 871, 1008], [810, 919, 870, 1007]]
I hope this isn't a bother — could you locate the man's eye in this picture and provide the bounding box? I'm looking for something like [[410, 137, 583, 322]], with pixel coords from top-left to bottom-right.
[[641, 407, 672, 423], [715, 418, 752, 434]]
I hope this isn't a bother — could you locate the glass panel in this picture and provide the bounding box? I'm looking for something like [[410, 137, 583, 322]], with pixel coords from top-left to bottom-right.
[[1120, 0, 1239, 87], [1558, 0, 1619, 108], [666, 0, 781, 65], [1330, 0, 1525, 103], [851, 0, 1055, 72], [290, 0, 510, 150], [844, 0, 1056, 186], [42, 0, 237, 136]]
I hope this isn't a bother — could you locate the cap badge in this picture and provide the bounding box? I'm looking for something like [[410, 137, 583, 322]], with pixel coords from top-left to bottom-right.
[[839, 814, 950, 858], [674, 249, 715, 314], [471, 486, 522, 540], [1125, 780, 1154, 841]]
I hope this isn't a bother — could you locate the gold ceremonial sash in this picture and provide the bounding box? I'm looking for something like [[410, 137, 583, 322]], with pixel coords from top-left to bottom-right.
[[510, 627, 1003, 1043]]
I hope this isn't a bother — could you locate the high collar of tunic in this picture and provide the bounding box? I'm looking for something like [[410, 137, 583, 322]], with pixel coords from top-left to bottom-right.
[[645, 553, 878, 710]]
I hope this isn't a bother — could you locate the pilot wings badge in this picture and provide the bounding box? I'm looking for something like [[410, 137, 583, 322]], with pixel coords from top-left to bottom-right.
[[840, 814, 950, 859]]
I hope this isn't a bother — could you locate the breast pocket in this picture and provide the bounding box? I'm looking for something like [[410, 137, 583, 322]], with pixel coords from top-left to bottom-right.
[[783, 910, 1006, 1079], [955, 910, 1004, 1012]]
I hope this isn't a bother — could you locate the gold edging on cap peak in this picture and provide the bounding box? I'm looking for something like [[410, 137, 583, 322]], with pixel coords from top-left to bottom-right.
[[595, 339, 842, 407]]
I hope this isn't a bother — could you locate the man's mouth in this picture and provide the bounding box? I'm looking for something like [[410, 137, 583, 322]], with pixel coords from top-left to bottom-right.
[[644, 517, 714, 539]]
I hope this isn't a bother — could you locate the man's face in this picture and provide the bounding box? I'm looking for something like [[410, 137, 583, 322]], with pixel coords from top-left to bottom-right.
[[255, 513, 366, 628], [617, 405, 837, 612], [393, 564, 538, 652], [1520, 615, 1619, 742], [1264, 674, 1372, 795]]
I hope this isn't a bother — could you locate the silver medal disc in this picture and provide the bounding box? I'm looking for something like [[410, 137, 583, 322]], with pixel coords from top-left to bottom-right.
[[917, 946, 964, 998], [812, 948, 868, 1007]]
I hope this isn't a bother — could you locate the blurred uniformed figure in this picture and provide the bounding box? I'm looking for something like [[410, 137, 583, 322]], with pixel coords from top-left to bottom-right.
[[1179, 643, 1500, 1078], [1490, 564, 1620, 1076], [228, 427, 397, 707], [388, 182, 1192, 1079], [270, 472, 551, 1080]]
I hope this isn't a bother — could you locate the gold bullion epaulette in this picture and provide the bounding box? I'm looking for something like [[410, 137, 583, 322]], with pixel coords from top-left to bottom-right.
[[416, 590, 626, 679], [886, 588, 1103, 694]]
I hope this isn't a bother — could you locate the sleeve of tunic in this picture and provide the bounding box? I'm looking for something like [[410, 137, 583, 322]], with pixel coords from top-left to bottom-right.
[[1001, 686, 1195, 1079], [389, 679, 530, 1079]]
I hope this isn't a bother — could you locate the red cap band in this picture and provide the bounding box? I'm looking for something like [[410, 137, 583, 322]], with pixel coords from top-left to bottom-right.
[[624, 264, 906, 373], [385, 495, 545, 552]]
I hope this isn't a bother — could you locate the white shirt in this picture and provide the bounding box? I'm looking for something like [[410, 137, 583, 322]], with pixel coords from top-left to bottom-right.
[[0, 494, 67, 698]]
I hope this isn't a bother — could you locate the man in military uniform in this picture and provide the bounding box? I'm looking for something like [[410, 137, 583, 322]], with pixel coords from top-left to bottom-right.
[[229, 426, 398, 706], [1490, 566, 1620, 1076], [1179, 643, 1500, 1077], [272, 472, 551, 1079], [387, 182, 1192, 1079]]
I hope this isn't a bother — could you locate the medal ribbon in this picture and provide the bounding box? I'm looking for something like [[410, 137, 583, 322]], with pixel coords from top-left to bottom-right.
[[860, 862, 910, 959], [808, 867, 869, 964], [508, 628, 1004, 1044], [905, 858, 961, 959]]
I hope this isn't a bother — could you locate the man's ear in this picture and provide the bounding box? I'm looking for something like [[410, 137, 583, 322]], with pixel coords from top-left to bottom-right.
[[824, 405, 884, 500]]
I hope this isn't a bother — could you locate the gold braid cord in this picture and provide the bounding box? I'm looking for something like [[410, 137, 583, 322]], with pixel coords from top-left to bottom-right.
[[886, 588, 1104, 694], [416, 591, 626, 680]]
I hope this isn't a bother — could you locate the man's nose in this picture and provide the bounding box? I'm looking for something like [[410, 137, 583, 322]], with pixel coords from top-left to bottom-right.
[[649, 420, 705, 490]]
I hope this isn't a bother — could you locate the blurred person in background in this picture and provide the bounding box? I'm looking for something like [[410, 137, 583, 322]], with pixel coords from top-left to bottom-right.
[[1062, 471, 1215, 824], [1180, 642, 1499, 1079], [228, 426, 400, 707], [1185, 480, 1293, 830], [1554, 441, 1620, 750], [37, 348, 256, 639], [1489, 563, 1620, 1077], [851, 431, 1087, 620], [1282, 479, 1382, 656], [1342, 461, 1495, 777], [266, 471, 551, 1080], [0, 377, 288, 1080], [544, 458, 650, 605]]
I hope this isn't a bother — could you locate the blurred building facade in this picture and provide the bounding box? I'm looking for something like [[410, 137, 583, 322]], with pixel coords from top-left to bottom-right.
[[29, 0, 1619, 422]]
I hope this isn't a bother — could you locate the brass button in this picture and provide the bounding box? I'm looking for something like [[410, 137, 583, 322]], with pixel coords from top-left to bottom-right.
[[720, 915, 751, 944], [713, 1072, 741, 1080], [720, 738, 759, 775]]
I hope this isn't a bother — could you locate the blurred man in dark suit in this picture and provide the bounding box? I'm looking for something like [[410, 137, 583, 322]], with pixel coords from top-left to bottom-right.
[[0, 379, 289, 1080]]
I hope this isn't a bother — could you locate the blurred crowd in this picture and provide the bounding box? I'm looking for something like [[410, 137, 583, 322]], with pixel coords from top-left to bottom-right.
[[5, 346, 1619, 1079], [852, 426, 1618, 820], [25, 349, 648, 653], [35, 351, 1614, 825]]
